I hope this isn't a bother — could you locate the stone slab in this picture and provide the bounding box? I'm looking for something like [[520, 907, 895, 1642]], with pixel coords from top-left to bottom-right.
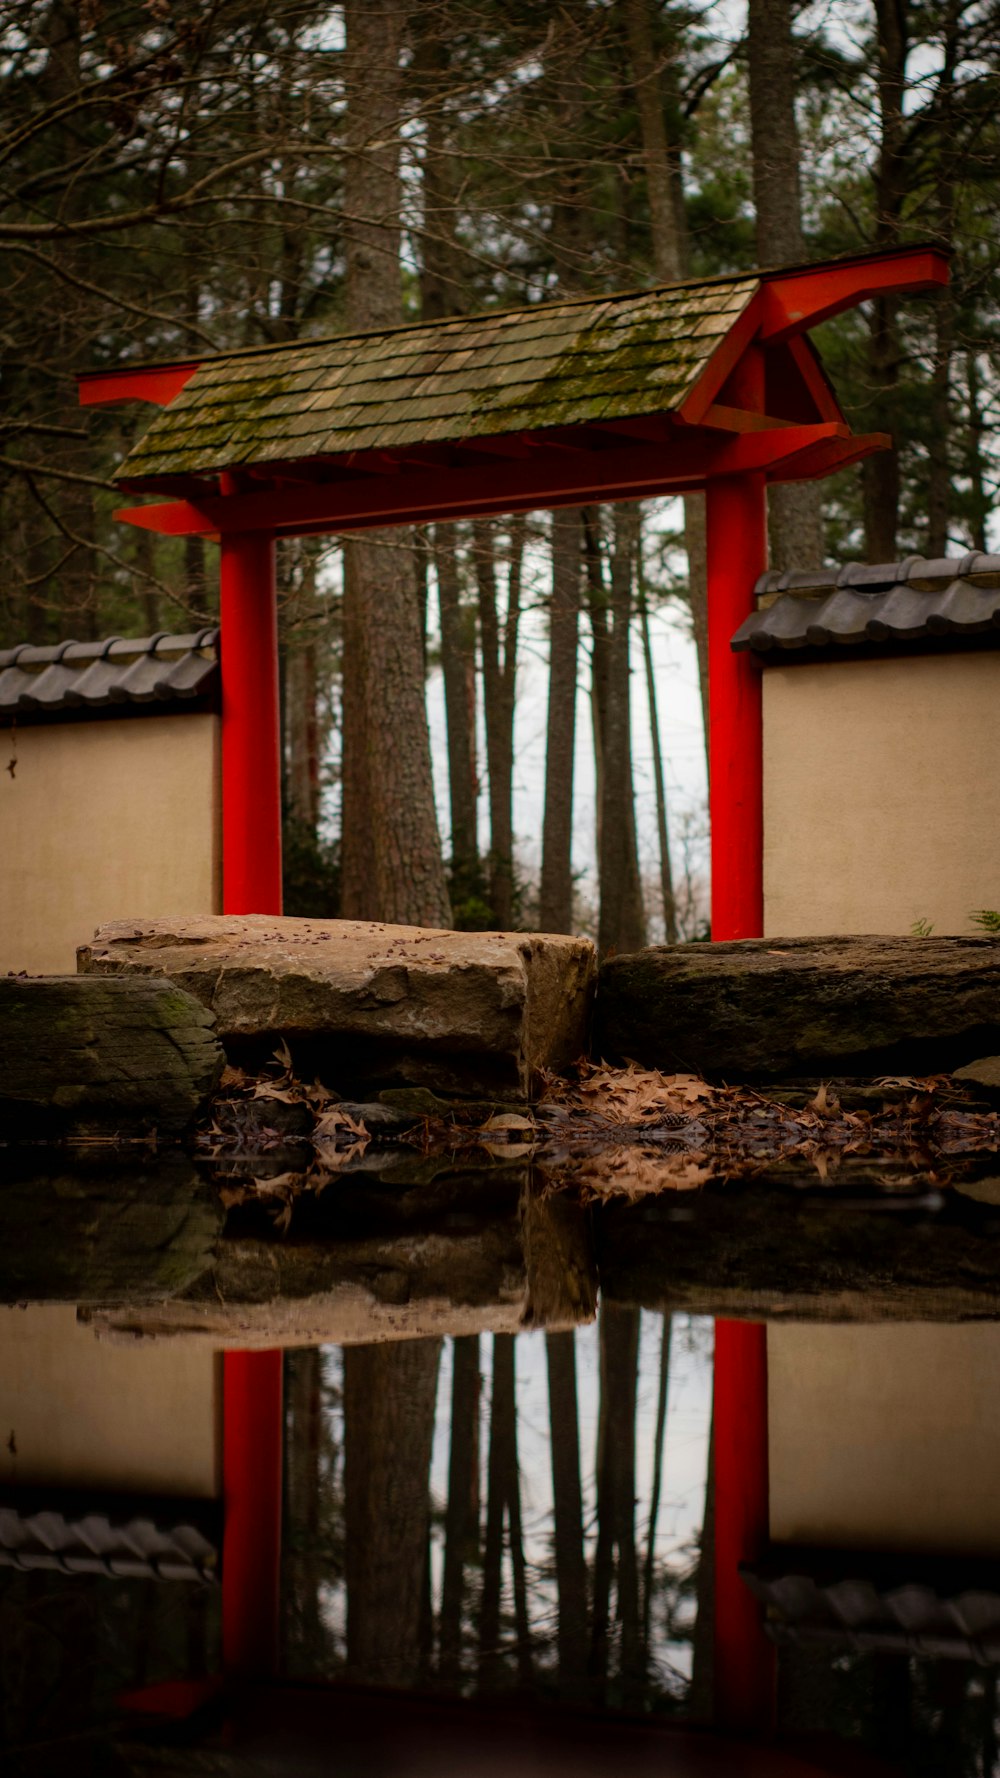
[[0, 974, 222, 1138], [596, 935, 1000, 1081], [79, 916, 596, 1098]]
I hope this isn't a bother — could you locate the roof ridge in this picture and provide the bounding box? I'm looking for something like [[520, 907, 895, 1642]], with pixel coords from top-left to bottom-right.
[[83, 270, 767, 380], [755, 552, 1000, 598]]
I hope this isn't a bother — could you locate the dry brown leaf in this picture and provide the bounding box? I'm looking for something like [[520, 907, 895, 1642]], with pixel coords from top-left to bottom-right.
[[314, 1106, 368, 1141], [252, 1083, 302, 1104]]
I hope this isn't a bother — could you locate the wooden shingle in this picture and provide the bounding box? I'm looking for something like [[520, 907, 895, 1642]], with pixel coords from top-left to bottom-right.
[[116, 274, 760, 484]]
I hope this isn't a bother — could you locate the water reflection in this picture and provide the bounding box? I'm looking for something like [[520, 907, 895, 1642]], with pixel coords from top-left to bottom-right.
[[6, 1163, 1000, 1772], [282, 1314, 711, 1711]]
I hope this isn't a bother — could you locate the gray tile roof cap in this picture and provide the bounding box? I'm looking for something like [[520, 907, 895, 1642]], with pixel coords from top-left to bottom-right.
[[734, 554, 1000, 658], [0, 628, 218, 718]]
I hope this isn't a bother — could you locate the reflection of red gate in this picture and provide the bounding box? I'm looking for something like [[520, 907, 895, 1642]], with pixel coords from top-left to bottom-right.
[[82, 244, 948, 1734]]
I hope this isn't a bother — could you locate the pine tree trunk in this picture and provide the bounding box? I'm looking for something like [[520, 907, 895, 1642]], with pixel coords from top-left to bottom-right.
[[436, 526, 480, 910], [747, 0, 823, 570], [638, 575, 678, 943], [862, 0, 910, 562], [477, 518, 522, 927], [967, 353, 989, 552], [539, 508, 582, 934], [598, 504, 646, 957], [339, 0, 450, 928]]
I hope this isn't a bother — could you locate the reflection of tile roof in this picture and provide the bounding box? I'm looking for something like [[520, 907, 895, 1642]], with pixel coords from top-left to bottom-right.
[[115, 275, 759, 485], [732, 553, 1000, 659], [0, 628, 218, 722], [0, 1488, 219, 1583], [743, 1545, 1000, 1661]]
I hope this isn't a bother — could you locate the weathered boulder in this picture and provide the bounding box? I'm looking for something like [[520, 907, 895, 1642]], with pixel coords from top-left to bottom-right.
[[597, 935, 1000, 1081], [0, 975, 222, 1138], [79, 916, 595, 1099]]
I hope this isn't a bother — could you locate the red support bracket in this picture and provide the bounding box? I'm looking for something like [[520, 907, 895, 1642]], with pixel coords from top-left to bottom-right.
[[78, 363, 200, 407], [759, 245, 949, 343]]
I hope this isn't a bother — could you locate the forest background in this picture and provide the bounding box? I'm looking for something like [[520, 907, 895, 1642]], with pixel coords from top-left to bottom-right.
[[3, 0, 999, 946]]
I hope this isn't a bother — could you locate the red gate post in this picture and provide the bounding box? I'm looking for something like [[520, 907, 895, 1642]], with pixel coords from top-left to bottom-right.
[[220, 530, 282, 915], [704, 454, 774, 1735], [218, 527, 284, 1679]]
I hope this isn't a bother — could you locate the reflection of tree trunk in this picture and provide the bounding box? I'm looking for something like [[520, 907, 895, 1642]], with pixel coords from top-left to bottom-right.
[[539, 510, 582, 934], [284, 1347, 325, 1670], [642, 1316, 671, 1662], [440, 1334, 481, 1684], [690, 1417, 715, 1724], [343, 1338, 442, 1688], [546, 1331, 588, 1699], [479, 1334, 532, 1688], [591, 1303, 641, 1708]]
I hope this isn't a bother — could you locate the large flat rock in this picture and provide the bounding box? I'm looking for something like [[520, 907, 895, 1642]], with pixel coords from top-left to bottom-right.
[[596, 934, 1000, 1080], [79, 916, 596, 1099]]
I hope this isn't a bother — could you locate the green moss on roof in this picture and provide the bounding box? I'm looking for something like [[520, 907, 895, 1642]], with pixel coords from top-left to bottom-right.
[[116, 275, 760, 485]]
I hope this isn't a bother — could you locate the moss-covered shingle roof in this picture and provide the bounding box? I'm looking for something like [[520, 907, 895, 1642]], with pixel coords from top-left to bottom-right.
[[117, 274, 760, 485]]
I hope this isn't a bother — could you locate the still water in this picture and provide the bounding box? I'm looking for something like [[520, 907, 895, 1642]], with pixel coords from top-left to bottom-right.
[[3, 1153, 1000, 1775]]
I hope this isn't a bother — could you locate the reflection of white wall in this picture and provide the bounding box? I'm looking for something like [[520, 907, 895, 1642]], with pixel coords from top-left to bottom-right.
[[0, 1306, 222, 1498], [769, 1322, 1000, 1555]]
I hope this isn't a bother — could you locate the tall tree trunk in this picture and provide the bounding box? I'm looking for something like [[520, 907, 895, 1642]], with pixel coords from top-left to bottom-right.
[[926, 2, 960, 559], [622, 0, 710, 763], [436, 527, 480, 910], [439, 1334, 481, 1683], [343, 1339, 442, 1688], [637, 572, 677, 943], [477, 517, 523, 927], [539, 509, 582, 933], [862, 0, 910, 562], [546, 1331, 589, 1699], [747, 0, 823, 570], [966, 353, 989, 553], [339, 0, 450, 928], [598, 504, 646, 956]]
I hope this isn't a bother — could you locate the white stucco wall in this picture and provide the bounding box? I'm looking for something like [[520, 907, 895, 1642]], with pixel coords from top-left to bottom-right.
[[0, 1305, 221, 1498], [768, 1322, 1000, 1555], [763, 652, 1000, 938], [0, 712, 221, 975]]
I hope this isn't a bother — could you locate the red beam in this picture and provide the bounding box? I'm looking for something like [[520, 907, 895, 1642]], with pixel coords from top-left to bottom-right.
[[114, 425, 849, 539], [759, 246, 949, 342], [78, 362, 199, 407]]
